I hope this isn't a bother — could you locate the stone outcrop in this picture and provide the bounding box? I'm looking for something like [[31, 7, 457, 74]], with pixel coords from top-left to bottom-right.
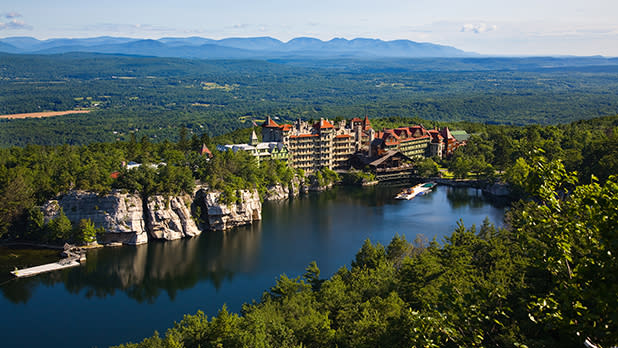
[[43, 190, 202, 245], [42, 185, 271, 244], [483, 182, 511, 197], [145, 195, 201, 240], [290, 177, 302, 197], [264, 184, 288, 201], [196, 189, 262, 231], [263, 176, 303, 201], [43, 190, 148, 245]]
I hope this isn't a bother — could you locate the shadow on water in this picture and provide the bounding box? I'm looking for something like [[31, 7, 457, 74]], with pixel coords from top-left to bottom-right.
[[1, 184, 511, 305], [1, 223, 263, 304]]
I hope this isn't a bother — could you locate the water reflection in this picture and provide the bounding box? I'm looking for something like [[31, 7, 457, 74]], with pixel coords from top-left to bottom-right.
[[1, 184, 509, 305], [1, 223, 262, 304], [446, 187, 487, 209]]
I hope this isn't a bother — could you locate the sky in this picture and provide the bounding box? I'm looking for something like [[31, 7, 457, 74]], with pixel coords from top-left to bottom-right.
[[1, 0, 617, 56]]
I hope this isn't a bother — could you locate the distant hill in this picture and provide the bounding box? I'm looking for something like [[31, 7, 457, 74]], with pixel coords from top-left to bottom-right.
[[0, 36, 474, 59], [0, 41, 18, 53]]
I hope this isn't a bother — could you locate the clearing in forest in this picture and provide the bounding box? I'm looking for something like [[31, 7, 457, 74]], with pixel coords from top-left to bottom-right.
[[0, 110, 91, 119]]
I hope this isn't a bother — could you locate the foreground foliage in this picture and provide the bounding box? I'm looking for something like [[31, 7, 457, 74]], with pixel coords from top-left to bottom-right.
[[115, 159, 618, 348]]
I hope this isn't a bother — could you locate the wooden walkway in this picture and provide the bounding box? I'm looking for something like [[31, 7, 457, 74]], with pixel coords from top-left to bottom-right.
[[11, 259, 81, 278]]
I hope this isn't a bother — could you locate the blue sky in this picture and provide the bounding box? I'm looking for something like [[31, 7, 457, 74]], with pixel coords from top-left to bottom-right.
[[1, 0, 617, 56]]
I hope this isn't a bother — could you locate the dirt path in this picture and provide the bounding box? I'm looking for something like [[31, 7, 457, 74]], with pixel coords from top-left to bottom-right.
[[0, 110, 91, 119]]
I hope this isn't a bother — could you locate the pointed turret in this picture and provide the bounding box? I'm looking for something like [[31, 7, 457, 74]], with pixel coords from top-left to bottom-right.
[[200, 144, 213, 158], [440, 126, 454, 140], [363, 115, 372, 130], [250, 129, 259, 146]]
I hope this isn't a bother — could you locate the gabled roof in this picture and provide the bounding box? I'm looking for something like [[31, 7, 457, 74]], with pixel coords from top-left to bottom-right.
[[200, 143, 213, 157], [281, 124, 292, 131], [394, 128, 412, 138], [407, 125, 428, 137], [351, 117, 362, 123], [262, 116, 280, 128], [440, 126, 454, 140], [313, 118, 335, 129], [428, 129, 444, 141], [383, 129, 400, 140], [363, 115, 371, 129], [368, 150, 412, 167]]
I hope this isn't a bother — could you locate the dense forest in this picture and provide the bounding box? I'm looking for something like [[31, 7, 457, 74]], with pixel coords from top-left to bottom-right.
[[112, 157, 618, 348], [1, 114, 617, 244], [1, 52, 617, 347], [1, 53, 618, 147]]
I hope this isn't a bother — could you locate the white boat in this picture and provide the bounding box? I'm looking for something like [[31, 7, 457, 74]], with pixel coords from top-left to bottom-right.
[[394, 182, 436, 200]]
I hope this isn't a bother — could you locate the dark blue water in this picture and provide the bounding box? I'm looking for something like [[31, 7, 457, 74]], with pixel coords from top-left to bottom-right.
[[0, 185, 508, 347]]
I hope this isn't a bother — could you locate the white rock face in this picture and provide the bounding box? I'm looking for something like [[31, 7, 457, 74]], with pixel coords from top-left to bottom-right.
[[43, 190, 148, 245], [264, 184, 288, 201], [264, 177, 302, 201], [146, 195, 201, 240], [200, 189, 262, 231]]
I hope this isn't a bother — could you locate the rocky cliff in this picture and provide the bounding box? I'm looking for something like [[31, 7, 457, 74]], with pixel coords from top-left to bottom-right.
[[42, 184, 282, 244], [196, 188, 262, 231], [145, 195, 201, 240], [263, 178, 303, 201], [43, 190, 148, 245], [42, 190, 202, 245]]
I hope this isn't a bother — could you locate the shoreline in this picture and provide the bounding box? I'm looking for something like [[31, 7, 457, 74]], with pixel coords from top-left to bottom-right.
[[3, 176, 511, 279]]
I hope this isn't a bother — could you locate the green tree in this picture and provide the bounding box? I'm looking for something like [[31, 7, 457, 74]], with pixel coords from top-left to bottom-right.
[[415, 158, 440, 178], [76, 218, 97, 244], [511, 163, 618, 346], [45, 208, 73, 242]]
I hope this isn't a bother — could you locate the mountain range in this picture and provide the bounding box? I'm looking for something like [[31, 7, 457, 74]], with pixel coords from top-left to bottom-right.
[[0, 36, 474, 59]]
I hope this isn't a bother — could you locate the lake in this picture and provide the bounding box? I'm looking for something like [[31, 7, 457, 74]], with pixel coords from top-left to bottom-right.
[[0, 184, 508, 348]]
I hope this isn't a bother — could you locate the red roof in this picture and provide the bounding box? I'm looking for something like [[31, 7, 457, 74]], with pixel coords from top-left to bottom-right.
[[351, 117, 362, 122], [440, 126, 454, 140], [110, 171, 121, 179], [313, 119, 335, 129], [428, 129, 444, 141], [280, 124, 292, 131], [200, 144, 213, 157], [262, 116, 280, 128], [335, 134, 353, 139], [394, 128, 412, 138], [383, 129, 400, 140]]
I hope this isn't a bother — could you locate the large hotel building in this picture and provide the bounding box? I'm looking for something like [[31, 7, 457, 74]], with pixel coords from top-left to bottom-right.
[[219, 116, 466, 173]]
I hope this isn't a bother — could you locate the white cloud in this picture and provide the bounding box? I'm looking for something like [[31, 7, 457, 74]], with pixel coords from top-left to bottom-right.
[[0, 19, 32, 30], [231, 24, 251, 29], [4, 12, 22, 19], [77, 23, 173, 35], [461, 23, 497, 34]]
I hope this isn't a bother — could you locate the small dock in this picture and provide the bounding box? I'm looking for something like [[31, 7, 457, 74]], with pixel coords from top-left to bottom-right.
[[11, 243, 86, 278], [11, 258, 82, 278]]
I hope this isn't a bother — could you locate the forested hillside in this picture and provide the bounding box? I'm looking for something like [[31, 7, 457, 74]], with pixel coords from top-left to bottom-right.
[[1, 53, 618, 147], [113, 158, 618, 348], [1, 115, 617, 245]]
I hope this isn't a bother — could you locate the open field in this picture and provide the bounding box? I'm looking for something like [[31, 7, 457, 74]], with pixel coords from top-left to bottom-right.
[[0, 110, 91, 119]]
